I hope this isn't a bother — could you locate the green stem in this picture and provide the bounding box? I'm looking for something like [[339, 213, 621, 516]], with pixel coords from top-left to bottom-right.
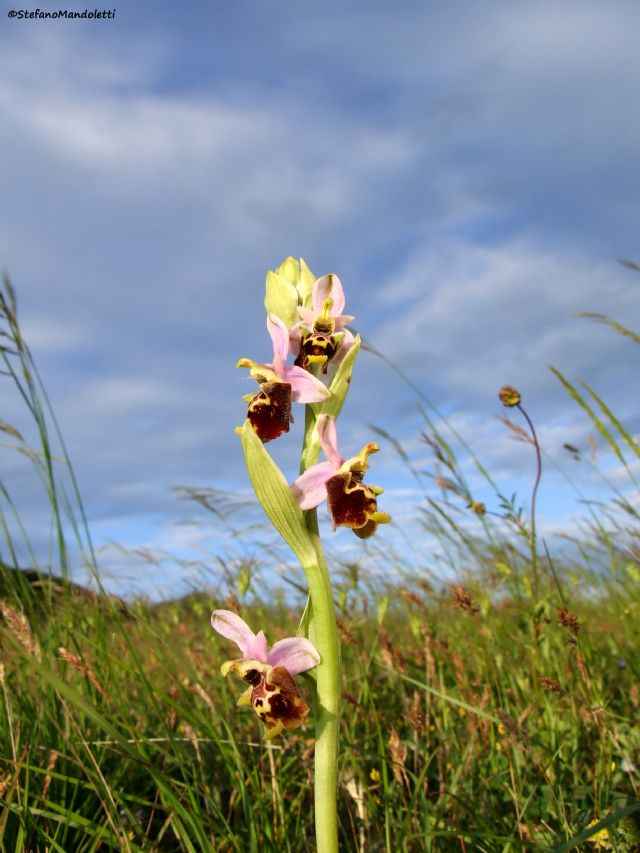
[[518, 403, 542, 594], [301, 405, 341, 853]]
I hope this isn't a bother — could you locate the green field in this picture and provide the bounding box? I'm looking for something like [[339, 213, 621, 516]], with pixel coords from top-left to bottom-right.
[[1, 276, 639, 851]]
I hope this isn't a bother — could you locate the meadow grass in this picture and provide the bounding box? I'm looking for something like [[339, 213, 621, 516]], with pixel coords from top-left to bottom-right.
[[1, 276, 639, 851]]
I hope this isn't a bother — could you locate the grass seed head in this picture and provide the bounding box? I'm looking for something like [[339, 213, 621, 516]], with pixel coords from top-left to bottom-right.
[[558, 607, 581, 638], [1, 600, 41, 661], [450, 584, 480, 615], [335, 618, 356, 645], [388, 728, 409, 787], [42, 750, 59, 799], [57, 647, 107, 699], [538, 676, 565, 696]]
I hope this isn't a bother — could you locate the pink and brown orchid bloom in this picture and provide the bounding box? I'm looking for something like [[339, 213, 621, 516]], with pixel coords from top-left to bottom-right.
[[211, 609, 320, 739], [291, 274, 356, 373], [237, 313, 329, 442], [292, 414, 391, 539]]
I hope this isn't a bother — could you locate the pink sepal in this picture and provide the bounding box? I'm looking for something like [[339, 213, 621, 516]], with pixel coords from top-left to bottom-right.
[[296, 307, 315, 328], [267, 637, 321, 675], [267, 314, 289, 373], [283, 365, 330, 403], [316, 414, 343, 467], [291, 460, 339, 509], [246, 629, 268, 661], [211, 610, 266, 661]]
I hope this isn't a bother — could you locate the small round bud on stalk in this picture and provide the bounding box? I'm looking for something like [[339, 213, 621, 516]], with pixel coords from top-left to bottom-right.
[[498, 386, 521, 407]]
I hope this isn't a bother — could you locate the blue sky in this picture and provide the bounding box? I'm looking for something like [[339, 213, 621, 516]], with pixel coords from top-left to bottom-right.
[[1, 1, 639, 597]]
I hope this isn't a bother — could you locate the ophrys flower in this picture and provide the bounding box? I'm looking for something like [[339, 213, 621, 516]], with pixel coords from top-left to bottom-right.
[[291, 274, 355, 373], [237, 313, 329, 442], [212, 609, 320, 739], [292, 414, 391, 539]]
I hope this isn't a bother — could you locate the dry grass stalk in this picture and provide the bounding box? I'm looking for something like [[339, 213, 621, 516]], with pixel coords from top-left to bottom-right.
[[41, 749, 59, 799], [167, 684, 179, 731], [343, 690, 359, 707], [473, 687, 492, 743], [342, 767, 367, 851], [421, 625, 437, 683], [400, 589, 426, 610], [450, 584, 480, 615], [538, 676, 566, 696], [379, 629, 407, 674], [408, 689, 425, 734], [499, 414, 533, 444], [56, 647, 107, 699], [192, 681, 214, 710], [335, 618, 356, 645], [181, 721, 202, 765], [388, 728, 409, 788], [497, 710, 529, 748], [450, 649, 466, 691], [558, 608, 581, 638], [571, 647, 590, 689], [1, 600, 41, 661], [223, 593, 241, 614]]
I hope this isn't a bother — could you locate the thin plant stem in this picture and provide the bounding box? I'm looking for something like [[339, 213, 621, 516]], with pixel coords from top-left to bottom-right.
[[518, 402, 542, 593], [300, 404, 341, 853]]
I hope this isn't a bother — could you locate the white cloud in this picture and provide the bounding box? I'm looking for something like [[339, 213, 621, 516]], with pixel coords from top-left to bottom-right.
[[2, 5, 639, 596], [372, 238, 638, 407]]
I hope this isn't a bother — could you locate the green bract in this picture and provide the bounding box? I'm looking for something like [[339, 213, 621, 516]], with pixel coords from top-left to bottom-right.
[[265, 270, 298, 329], [297, 258, 316, 309], [314, 334, 360, 421], [275, 256, 317, 309], [276, 256, 303, 288], [239, 419, 317, 568], [266, 257, 318, 326]]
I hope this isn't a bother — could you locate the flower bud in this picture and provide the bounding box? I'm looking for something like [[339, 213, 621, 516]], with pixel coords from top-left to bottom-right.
[[498, 386, 521, 407]]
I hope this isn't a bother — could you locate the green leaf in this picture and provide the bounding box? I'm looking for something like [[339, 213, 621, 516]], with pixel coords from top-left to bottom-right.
[[376, 661, 501, 724], [376, 594, 388, 625], [297, 594, 313, 638], [581, 380, 640, 460], [264, 270, 298, 328], [575, 312, 640, 346], [550, 802, 640, 852], [239, 420, 318, 568], [550, 367, 627, 466]]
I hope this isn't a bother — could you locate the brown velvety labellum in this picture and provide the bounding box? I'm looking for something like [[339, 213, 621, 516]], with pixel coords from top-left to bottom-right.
[[251, 666, 309, 731], [326, 472, 378, 531], [247, 381, 292, 443], [295, 332, 340, 373]]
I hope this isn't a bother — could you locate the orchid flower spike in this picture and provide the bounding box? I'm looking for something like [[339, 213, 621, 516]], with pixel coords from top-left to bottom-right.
[[237, 313, 329, 442], [291, 274, 356, 374], [211, 609, 320, 739], [292, 414, 391, 539]]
